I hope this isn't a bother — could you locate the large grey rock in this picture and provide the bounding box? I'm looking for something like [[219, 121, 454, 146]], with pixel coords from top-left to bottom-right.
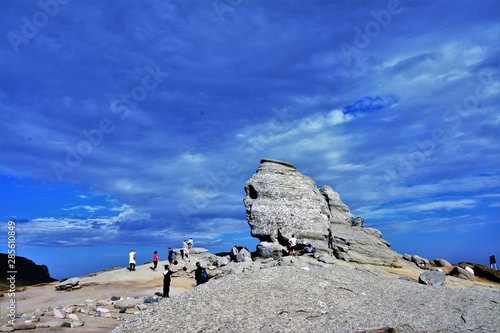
[[434, 258, 452, 267], [256, 241, 286, 259], [36, 321, 63, 328], [236, 248, 252, 262], [402, 253, 412, 261], [412, 255, 430, 269], [419, 270, 446, 286], [244, 159, 331, 244], [243, 159, 401, 267], [213, 256, 230, 267], [450, 266, 476, 281], [55, 277, 80, 291]]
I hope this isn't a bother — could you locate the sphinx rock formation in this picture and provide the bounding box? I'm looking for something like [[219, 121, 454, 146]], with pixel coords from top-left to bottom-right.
[[244, 159, 401, 267]]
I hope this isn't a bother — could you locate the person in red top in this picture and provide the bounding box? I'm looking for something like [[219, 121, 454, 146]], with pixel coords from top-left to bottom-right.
[[153, 251, 159, 271]]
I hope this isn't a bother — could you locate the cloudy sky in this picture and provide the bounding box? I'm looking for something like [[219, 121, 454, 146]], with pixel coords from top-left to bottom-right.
[[1, 0, 498, 279]]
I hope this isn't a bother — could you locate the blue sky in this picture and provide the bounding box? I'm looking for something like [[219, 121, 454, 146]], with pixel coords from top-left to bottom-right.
[[0, 0, 498, 279]]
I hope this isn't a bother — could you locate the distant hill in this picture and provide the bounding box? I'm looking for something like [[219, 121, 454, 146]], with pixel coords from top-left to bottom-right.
[[0, 253, 57, 292]]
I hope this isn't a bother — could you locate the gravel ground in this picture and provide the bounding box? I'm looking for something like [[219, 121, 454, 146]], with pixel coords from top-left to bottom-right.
[[111, 264, 500, 333]]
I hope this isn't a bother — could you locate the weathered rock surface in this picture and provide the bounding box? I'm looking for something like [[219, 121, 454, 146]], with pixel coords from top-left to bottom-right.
[[318, 185, 353, 223], [419, 270, 446, 286], [434, 258, 453, 267], [111, 263, 500, 333], [243, 159, 331, 243], [459, 262, 500, 283], [55, 277, 80, 291], [450, 266, 476, 281], [411, 254, 430, 269], [243, 159, 400, 267]]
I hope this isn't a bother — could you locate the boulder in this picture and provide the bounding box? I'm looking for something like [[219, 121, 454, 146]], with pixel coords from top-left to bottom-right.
[[14, 322, 36, 330], [214, 256, 230, 267], [53, 308, 66, 319], [419, 270, 446, 286], [411, 255, 430, 269], [434, 259, 452, 267], [113, 298, 143, 309], [256, 241, 286, 259], [465, 266, 474, 275], [36, 321, 63, 329], [449, 267, 476, 281], [55, 277, 80, 291], [349, 217, 365, 227], [243, 159, 401, 267], [236, 248, 252, 262]]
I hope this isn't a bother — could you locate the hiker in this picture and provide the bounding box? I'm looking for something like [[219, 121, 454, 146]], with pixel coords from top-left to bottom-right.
[[303, 242, 315, 254], [162, 265, 172, 297], [326, 228, 334, 249], [182, 240, 189, 259], [195, 262, 208, 285], [168, 247, 175, 265], [129, 249, 136, 271], [153, 251, 159, 271], [187, 237, 194, 249], [288, 234, 297, 257], [490, 255, 497, 270]]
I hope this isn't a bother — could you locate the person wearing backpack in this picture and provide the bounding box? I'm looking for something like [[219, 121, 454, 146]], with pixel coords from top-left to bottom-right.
[[195, 262, 208, 285]]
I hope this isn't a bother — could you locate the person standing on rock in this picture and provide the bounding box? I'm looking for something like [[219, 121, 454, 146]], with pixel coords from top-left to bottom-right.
[[182, 240, 190, 259], [129, 249, 136, 271], [162, 265, 172, 297], [168, 247, 175, 265], [153, 251, 159, 271], [187, 237, 194, 249], [327, 228, 334, 249], [490, 254, 497, 270], [288, 235, 298, 257]]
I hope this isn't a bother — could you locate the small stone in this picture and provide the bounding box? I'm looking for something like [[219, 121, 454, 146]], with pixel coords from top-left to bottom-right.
[[71, 319, 85, 327]]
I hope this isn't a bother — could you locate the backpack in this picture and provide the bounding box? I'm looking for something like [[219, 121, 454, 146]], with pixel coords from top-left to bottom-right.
[[201, 268, 208, 280]]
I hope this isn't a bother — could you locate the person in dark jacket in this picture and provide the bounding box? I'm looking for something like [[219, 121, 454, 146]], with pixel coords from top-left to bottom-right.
[[162, 265, 172, 297], [168, 247, 175, 265], [195, 262, 207, 285]]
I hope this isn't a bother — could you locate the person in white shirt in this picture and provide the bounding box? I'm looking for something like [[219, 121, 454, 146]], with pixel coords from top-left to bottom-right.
[[129, 249, 136, 271], [288, 235, 297, 257], [182, 240, 189, 259]]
